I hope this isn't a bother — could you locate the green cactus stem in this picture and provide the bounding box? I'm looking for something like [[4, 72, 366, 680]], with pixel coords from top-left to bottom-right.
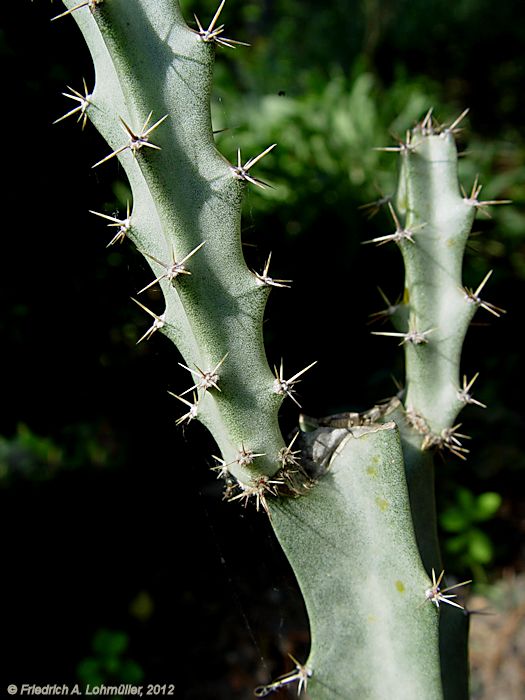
[[373, 113, 505, 453], [270, 423, 443, 699], [54, 0, 300, 491], [51, 2, 502, 698]]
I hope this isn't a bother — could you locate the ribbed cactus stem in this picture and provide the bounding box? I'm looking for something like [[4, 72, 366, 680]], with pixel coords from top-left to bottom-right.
[[60, 0, 289, 484], [52, 4, 490, 698], [395, 127, 477, 437]]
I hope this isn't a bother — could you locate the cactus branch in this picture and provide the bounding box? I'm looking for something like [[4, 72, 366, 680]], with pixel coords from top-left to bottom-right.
[[271, 424, 443, 699]]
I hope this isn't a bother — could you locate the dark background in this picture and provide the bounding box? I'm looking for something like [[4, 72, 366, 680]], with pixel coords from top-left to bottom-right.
[[1, 1, 524, 697]]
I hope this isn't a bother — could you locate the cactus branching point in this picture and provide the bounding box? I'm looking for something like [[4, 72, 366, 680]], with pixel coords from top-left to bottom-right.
[[51, 1, 507, 697]]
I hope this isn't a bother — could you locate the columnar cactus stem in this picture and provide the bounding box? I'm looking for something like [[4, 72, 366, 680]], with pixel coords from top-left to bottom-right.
[[271, 424, 443, 699], [386, 119, 504, 450], [395, 128, 476, 437], [50, 2, 504, 698], [367, 113, 507, 698], [58, 0, 291, 487]]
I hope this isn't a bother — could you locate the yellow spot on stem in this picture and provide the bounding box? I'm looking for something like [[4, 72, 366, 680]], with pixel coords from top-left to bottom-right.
[[376, 497, 389, 512], [366, 466, 378, 478], [395, 580, 405, 593]]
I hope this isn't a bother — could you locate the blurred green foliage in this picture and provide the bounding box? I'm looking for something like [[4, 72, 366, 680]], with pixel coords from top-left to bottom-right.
[[213, 71, 437, 219], [440, 488, 503, 577], [77, 629, 144, 687], [179, 0, 525, 273], [0, 422, 122, 485], [0, 424, 62, 483]]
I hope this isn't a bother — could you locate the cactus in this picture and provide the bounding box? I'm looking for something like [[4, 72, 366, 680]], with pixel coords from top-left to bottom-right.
[[50, 1, 506, 697]]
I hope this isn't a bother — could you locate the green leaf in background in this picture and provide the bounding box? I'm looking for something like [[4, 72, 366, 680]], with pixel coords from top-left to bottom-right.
[[77, 628, 144, 687], [440, 488, 502, 570], [473, 492, 502, 521], [92, 629, 128, 657], [467, 530, 494, 565]]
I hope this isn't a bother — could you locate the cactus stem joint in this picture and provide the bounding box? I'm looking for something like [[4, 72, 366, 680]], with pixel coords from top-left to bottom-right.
[[278, 432, 301, 468], [421, 424, 471, 460], [227, 473, 283, 515]]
